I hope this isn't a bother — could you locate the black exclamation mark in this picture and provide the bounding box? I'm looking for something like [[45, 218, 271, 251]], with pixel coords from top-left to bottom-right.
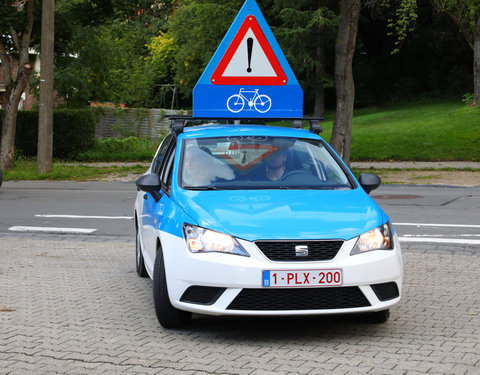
[[247, 37, 253, 73]]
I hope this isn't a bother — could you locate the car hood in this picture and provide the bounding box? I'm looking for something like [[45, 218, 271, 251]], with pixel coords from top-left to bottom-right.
[[174, 188, 386, 241]]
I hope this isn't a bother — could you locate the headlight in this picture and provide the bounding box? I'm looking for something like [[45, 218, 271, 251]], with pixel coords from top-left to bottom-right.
[[183, 224, 249, 257], [351, 222, 393, 255]]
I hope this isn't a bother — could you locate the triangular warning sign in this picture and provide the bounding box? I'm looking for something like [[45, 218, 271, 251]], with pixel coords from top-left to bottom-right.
[[217, 144, 278, 171], [193, 0, 303, 118], [211, 15, 287, 86]]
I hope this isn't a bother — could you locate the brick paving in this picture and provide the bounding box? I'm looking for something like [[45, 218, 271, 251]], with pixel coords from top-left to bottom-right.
[[1, 237, 479, 375]]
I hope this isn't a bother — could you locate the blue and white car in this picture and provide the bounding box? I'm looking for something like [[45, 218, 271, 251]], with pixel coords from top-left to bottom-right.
[[134, 122, 402, 328]]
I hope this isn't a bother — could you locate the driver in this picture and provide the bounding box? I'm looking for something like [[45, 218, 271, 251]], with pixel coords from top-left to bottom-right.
[[265, 151, 288, 181]]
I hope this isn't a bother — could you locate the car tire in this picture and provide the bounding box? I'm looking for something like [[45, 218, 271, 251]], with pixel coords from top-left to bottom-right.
[[153, 246, 192, 328], [135, 227, 148, 278], [365, 309, 390, 323]]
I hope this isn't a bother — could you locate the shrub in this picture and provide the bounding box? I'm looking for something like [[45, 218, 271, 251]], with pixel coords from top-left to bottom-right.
[[0, 109, 97, 159], [52, 109, 97, 159], [75, 136, 162, 161]]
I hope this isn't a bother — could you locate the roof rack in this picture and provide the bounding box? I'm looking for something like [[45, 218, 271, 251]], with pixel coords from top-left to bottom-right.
[[167, 116, 324, 135]]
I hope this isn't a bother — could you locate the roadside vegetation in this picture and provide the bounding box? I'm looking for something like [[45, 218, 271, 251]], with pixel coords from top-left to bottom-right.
[[74, 137, 162, 162], [2, 100, 479, 182], [322, 101, 480, 161], [3, 161, 147, 182]]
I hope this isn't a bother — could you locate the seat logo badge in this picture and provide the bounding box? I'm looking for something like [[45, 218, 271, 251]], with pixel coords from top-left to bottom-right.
[[295, 245, 308, 257]]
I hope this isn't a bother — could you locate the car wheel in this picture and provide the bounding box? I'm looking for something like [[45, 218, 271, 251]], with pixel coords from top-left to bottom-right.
[[365, 309, 390, 323], [153, 246, 192, 328], [135, 227, 148, 277]]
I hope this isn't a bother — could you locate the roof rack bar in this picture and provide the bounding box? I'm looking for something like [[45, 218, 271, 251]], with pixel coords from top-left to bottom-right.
[[292, 119, 303, 129], [171, 118, 185, 135], [166, 115, 324, 135], [307, 118, 323, 134]]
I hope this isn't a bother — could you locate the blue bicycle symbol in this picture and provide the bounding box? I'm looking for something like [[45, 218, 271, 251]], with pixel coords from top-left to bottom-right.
[[226, 88, 272, 113]]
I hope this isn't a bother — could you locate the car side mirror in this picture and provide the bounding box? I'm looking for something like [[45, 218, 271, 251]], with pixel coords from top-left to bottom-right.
[[136, 173, 162, 202], [358, 173, 381, 194]]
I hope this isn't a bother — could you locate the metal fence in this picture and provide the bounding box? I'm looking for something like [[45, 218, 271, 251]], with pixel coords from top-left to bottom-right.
[[95, 108, 187, 139]]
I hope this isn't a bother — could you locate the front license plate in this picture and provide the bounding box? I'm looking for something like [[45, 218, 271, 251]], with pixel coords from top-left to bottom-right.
[[262, 269, 343, 287]]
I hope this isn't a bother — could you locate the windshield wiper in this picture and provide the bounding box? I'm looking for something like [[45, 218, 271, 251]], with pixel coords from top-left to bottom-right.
[[183, 186, 217, 190]]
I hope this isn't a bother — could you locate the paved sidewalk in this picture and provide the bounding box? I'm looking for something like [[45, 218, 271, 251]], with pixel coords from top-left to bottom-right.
[[351, 161, 480, 170], [1, 237, 479, 375]]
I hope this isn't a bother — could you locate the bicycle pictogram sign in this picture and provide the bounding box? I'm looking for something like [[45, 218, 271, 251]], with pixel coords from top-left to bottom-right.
[[226, 88, 272, 113]]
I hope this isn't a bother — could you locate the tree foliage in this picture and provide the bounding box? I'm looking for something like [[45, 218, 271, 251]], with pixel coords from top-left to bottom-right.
[[431, 0, 480, 105], [432, 0, 479, 47], [150, 0, 240, 96], [270, 1, 338, 116], [54, 0, 175, 107], [271, 1, 337, 75], [385, 0, 419, 54]]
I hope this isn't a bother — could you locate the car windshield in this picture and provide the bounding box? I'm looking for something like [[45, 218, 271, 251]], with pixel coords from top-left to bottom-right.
[[180, 136, 353, 190]]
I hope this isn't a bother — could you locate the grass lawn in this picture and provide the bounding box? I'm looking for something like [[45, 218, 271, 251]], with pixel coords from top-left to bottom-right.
[[320, 100, 480, 161], [3, 161, 147, 181]]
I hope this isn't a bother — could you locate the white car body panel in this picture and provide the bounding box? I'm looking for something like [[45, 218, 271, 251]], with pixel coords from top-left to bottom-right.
[[135, 227, 403, 316]]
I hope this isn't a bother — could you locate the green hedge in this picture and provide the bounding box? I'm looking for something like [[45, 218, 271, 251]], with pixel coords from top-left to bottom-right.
[[0, 109, 97, 159]]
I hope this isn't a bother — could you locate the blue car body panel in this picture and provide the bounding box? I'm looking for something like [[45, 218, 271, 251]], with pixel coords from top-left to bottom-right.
[[174, 188, 386, 241], [157, 195, 193, 238], [180, 124, 319, 140], [148, 125, 389, 242]]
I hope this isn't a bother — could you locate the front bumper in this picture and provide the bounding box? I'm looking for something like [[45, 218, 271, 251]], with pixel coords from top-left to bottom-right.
[[160, 231, 403, 316]]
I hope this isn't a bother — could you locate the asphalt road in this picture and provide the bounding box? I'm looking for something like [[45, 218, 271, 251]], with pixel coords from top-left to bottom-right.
[[1, 181, 479, 374], [0, 181, 137, 239], [0, 181, 479, 253]]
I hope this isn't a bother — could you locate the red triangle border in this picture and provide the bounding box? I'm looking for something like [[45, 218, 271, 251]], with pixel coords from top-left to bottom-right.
[[211, 15, 288, 86]]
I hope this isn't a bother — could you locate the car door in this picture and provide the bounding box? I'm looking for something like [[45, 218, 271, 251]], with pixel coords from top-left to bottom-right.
[[141, 138, 176, 269], [140, 134, 174, 266], [138, 133, 173, 231]]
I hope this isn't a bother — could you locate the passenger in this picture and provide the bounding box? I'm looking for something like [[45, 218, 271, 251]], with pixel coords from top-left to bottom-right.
[[182, 147, 214, 186]]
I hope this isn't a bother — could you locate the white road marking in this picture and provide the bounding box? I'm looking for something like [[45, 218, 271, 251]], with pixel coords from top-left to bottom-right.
[[395, 223, 480, 245], [35, 214, 133, 220], [394, 222, 480, 229], [399, 237, 480, 245], [8, 226, 97, 234], [403, 234, 480, 238]]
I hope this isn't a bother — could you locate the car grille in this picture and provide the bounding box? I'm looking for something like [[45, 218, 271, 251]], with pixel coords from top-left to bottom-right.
[[371, 282, 399, 301], [227, 287, 370, 311], [255, 240, 343, 261]]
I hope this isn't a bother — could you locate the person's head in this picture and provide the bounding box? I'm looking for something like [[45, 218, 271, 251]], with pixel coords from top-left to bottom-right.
[[266, 151, 287, 170], [183, 147, 213, 185]]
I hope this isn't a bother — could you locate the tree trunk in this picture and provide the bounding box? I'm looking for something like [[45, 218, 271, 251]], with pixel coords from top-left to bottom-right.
[[329, 0, 361, 167], [0, 64, 32, 170], [473, 17, 480, 106], [1, 101, 19, 170], [38, 0, 55, 174], [0, 0, 36, 170], [314, 37, 326, 118]]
